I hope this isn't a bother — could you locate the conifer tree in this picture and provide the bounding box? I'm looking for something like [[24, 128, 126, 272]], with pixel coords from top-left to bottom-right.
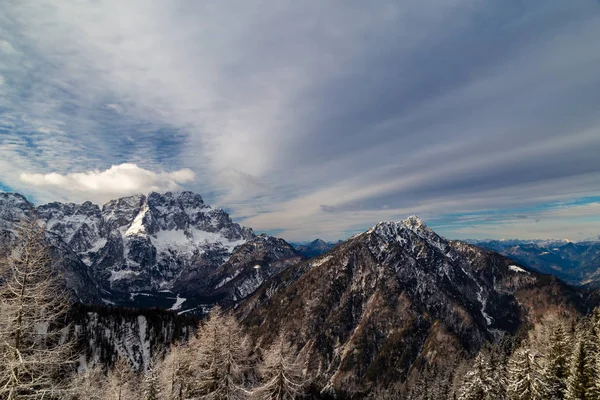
[[0, 217, 75, 399], [253, 333, 306, 400], [142, 355, 161, 400], [566, 325, 599, 400], [190, 307, 252, 399], [543, 322, 571, 400], [506, 347, 545, 400], [158, 342, 190, 400], [457, 353, 489, 400]]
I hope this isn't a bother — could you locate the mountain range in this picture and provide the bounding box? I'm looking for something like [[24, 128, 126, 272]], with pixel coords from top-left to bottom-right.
[[292, 238, 342, 258], [472, 238, 600, 287], [0, 191, 302, 315], [1, 190, 599, 396]]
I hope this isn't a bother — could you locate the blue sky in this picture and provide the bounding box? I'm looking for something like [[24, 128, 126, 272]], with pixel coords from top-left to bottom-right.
[[1, 0, 600, 241]]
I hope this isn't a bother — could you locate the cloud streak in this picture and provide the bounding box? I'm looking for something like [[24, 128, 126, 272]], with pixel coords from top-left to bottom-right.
[[1, 0, 600, 240]]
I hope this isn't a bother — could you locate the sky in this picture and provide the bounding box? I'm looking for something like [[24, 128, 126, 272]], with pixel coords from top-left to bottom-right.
[[1, 0, 600, 242]]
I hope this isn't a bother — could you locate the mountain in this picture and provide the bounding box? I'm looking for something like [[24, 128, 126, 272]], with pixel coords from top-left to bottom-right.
[[240, 216, 585, 395], [293, 238, 342, 258], [0, 191, 301, 313], [472, 239, 600, 287]]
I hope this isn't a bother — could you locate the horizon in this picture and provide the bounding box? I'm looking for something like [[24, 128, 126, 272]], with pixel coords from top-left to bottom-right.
[[2, 1, 600, 241], [1, 189, 598, 244]]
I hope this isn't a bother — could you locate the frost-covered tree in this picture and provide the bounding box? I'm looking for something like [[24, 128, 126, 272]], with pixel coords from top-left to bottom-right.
[[457, 353, 490, 400], [190, 307, 252, 399], [506, 347, 545, 400], [566, 326, 598, 400], [253, 333, 306, 400], [142, 354, 161, 400], [542, 322, 571, 400], [0, 217, 75, 399]]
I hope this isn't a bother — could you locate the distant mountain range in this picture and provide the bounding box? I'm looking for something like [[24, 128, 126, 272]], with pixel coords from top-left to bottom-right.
[[470, 238, 600, 287], [291, 238, 342, 258]]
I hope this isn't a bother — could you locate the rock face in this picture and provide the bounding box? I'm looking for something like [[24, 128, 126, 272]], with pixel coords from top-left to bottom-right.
[[473, 239, 600, 287], [0, 191, 301, 311], [241, 217, 584, 395], [208, 234, 303, 301]]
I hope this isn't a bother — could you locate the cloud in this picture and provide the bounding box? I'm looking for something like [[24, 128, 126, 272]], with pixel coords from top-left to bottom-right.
[[320, 205, 337, 213], [19, 163, 195, 204], [1, 1, 600, 239]]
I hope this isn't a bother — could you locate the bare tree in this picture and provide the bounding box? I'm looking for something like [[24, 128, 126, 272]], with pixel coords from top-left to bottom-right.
[[253, 333, 306, 400], [158, 342, 191, 400], [190, 307, 252, 399], [0, 217, 75, 399], [104, 357, 138, 400], [67, 363, 107, 400]]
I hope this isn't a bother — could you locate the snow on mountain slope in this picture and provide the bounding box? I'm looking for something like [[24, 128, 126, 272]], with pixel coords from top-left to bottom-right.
[[240, 216, 584, 394], [0, 191, 306, 311], [0, 191, 258, 301], [0, 193, 33, 231]]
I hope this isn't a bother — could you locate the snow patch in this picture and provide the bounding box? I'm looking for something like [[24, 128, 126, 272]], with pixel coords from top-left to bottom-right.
[[125, 203, 149, 236], [151, 227, 245, 257], [214, 269, 241, 289], [509, 265, 528, 274], [476, 287, 494, 326], [311, 255, 332, 267], [109, 269, 141, 282], [137, 315, 151, 371], [169, 295, 186, 311]]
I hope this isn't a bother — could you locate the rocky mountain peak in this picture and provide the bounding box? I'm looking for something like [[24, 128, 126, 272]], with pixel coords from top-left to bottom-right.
[[0, 191, 262, 302], [0, 192, 33, 227], [240, 218, 579, 394], [365, 216, 447, 255]]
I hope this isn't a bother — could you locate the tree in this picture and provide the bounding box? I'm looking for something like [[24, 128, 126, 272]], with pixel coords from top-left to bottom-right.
[[506, 347, 545, 400], [253, 333, 306, 400], [0, 217, 75, 399], [542, 321, 571, 400], [190, 307, 252, 399], [566, 325, 599, 400], [142, 354, 161, 400], [457, 351, 492, 400], [67, 363, 107, 400], [104, 357, 138, 400], [158, 342, 191, 400]]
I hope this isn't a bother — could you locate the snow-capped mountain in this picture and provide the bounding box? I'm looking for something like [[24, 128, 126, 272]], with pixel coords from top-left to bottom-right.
[[240, 216, 584, 395], [0, 191, 301, 311]]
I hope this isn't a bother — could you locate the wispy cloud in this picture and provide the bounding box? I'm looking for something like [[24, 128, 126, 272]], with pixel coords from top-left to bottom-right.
[[1, 1, 600, 240]]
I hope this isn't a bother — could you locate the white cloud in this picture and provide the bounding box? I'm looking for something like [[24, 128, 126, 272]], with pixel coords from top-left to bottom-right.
[[2, 1, 600, 240], [19, 163, 195, 205]]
